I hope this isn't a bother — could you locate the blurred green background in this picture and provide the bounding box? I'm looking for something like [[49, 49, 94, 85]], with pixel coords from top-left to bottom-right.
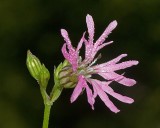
[[0, 0, 160, 128]]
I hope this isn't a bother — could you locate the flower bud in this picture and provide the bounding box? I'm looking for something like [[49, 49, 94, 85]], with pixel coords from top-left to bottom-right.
[[26, 50, 42, 80], [50, 60, 78, 103], [56, 60, 78, 88], [26, 50, 50, 89]]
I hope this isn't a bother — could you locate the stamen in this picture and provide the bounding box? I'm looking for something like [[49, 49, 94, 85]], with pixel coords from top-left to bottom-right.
[[78, 56, 82, 63], [78, 70, 86, 75], [85, 74, 92, 78], [88, 53, 102, 67]]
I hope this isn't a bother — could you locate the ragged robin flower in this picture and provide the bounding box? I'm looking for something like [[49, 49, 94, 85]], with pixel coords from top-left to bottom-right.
[[61, 14, 139, 113]]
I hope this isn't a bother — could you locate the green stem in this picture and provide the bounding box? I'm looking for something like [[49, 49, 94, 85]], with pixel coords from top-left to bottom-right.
[[42, 104, 52, 128]]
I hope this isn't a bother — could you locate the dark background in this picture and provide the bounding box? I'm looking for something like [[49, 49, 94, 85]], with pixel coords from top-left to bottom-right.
[[0, 0, 160, 128]]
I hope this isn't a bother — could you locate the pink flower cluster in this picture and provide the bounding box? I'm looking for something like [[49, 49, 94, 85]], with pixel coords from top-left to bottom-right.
[[61, 14, 138, 113]]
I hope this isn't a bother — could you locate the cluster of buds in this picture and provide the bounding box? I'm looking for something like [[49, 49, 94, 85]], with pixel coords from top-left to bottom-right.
[[26, 50, 79, 105]]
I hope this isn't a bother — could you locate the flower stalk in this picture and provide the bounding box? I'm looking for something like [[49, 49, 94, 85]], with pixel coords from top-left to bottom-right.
[[26, 51, 76, 128], [42, 104, 51, 128]]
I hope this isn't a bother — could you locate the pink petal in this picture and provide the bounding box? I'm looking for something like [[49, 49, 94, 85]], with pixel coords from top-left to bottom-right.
[[61, 29, 71, 45], [98, 72, 136, 86], [96, 41, 113, 51], [96, 60, 139, 72], [92, 54, 128, 69], [85, 84, 95, 110], [61, 43, 78, 71], [70, 75, 85, 103], [61, 29, 74, 52], [105, 54, 128, 65], [87, 79, 98, 98], [61, 43, 70, 60], [84, 41, 94, 62], [101, 83, 134, 104], [92, 83, 98, 98], [95, 20, 117, 47], [92, 81, 120, 113], [76, 32, 86, 51], [117, 76, 137, 86], [86, 14, 95, 43]]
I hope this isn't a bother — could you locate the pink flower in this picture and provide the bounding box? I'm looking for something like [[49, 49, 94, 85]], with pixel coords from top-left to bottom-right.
[[61, 14, 139, 113]]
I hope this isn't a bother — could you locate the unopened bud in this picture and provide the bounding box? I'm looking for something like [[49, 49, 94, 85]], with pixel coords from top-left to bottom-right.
[[50, 60, 78, 103], [58, 61, 78, 88], [26, 50, 42, 80], [26, 50, 50, 88]]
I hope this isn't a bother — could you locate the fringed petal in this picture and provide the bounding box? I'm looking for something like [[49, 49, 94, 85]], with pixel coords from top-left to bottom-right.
[[95, 60, 139, 72], [92, 54, 128, 69], [105, 54, 128, 65], [96, 41, 113, 51], [76, 32, 86, 51], [61, 43, 70, 60], [98, 72, 136, 86], [61, 29, 75, 53], [95, 20, 117, 47], [92, 80, 120, 113], [86, 14, 95, 43], [70, 75, 85, 103], [85, 84, 95, 110], [101, 83, 134, 104]]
